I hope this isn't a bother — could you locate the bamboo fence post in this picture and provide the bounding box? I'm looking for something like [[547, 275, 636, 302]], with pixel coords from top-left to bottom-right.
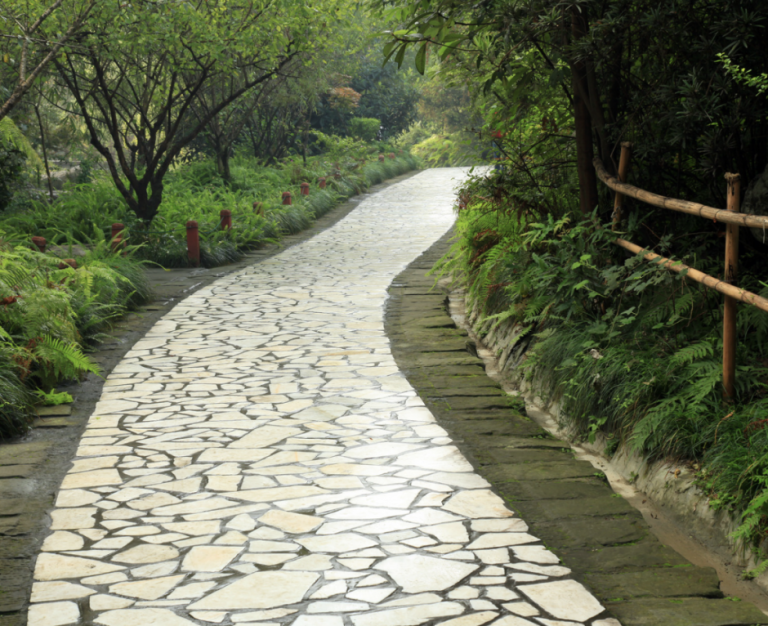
[[612, 142, 633, 231], [723, 173, 741, 399]]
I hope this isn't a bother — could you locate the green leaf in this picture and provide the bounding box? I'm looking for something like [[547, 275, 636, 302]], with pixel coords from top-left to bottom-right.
[[415, 42, 427, 75]]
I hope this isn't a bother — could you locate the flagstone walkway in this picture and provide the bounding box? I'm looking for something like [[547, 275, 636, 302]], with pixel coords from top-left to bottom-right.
[[27, 169, 618, 626]]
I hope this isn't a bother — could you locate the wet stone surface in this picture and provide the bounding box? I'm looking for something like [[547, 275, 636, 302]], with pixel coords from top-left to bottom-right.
[[22, 169, 620, 626], [0, 173, 416, 626], [384, 230, 768, 626]]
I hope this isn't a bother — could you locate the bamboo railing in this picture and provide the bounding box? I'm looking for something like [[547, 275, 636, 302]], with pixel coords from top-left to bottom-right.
[[594, 145, 768, 398]]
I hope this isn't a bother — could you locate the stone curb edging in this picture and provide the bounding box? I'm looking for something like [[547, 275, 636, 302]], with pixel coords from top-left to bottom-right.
[[383, 229, 768, 626]]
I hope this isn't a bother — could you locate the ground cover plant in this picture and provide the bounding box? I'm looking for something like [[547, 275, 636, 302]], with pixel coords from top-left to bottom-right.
[[0, 234, 150, 438], [0, 139, 417, 268], [438, 165, 768, 573]]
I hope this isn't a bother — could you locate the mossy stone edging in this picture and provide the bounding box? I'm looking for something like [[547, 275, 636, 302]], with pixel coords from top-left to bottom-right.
[[384, 229, 768, 626]]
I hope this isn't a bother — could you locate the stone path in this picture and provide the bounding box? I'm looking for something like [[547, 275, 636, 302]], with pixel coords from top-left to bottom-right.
[[28, 169, 617, 626]]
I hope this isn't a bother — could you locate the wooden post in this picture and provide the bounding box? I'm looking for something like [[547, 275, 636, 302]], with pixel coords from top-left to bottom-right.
[[220, 209, 232, 230], [318, 177, 326, 190], [282, 192, 292, 206], [31, 236, 46, 253], [253, 201, 264, 217], [723, 173, 741, 399], [612, 142, 633, 231], [300, 182, 310, 196], [186, 220, 200, 267]]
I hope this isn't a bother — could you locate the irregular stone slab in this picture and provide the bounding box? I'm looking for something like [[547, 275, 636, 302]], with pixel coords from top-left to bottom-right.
[[297, 533, 377, 553], [27, 600, 80, 626], [95, 608, 198, 626], [519, 580, 604, 621], [188, 571, 318, 610], [34, 554, 124, 581], [443, 490, 513, 519], [350, 601, 464, 626], [30, 581, 96, 603], [376, 555, 478, 593], [229, 425, 302, 448]]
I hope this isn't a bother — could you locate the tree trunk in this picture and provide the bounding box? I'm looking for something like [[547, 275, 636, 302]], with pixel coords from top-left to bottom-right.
[[33, 102, 54, 201], [216, 147, 231, 182], [571, 7, 598, 215]]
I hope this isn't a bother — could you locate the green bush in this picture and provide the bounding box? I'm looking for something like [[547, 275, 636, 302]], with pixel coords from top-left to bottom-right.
[[445, 168, 768, 565], [349, 118, 381, 143]]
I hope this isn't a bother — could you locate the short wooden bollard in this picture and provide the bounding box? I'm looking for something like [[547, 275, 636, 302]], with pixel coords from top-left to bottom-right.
[[253, 201, 264, 217], [300, 182, 310, 196], [378, 154, 385, 162], [186, 221, 200, 267], [318, 177, 326, 190], [388, 152, 395, 159], [31, 236, 46, 253], [612, 143, 633, 231], [282, 192, 292, 206], [57, 258, 78, 270], [220, 209, 232, 230], [723, 173, 741, 399], [111, 223, 124, 252]]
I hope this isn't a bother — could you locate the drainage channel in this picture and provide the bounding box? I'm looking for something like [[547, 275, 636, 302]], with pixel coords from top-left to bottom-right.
[[445, 280, 768, 618]]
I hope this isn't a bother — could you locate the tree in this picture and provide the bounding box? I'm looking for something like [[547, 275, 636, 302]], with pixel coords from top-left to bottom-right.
[[380, 0, 768, 216], [0, 0, 97, 121], [53, 0, 339, 224]]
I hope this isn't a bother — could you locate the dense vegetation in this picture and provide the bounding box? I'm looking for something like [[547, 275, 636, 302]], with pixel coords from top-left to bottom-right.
[[8, 0, 768, 580], [380, 0, 768, 567], [0, 0, 429, 439]]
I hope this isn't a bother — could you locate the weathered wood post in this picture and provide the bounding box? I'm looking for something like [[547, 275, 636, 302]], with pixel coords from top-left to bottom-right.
[[612, 142, 633, 231], [186, 220, 200, 267], [723, 173, 741, 399], [253, 201, 264, 217], [220, 209, 232, 230], [318, 177, 326, 190], [300, 182, 310, 196], [31, 236, 46, 253], [282, 192, 292, 206]]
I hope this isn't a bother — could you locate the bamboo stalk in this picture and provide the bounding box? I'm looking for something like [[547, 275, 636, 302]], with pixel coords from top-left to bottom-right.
[[594, 157, 768, 231], [614, 238, 768, 314], [612, 142, 633, 231], [723, 173, 741, 399]]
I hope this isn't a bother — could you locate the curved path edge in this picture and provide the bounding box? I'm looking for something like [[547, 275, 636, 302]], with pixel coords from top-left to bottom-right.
[[22, 168, 617, 626], [383, 229, 768, 626], [0, 171, 419, 626]]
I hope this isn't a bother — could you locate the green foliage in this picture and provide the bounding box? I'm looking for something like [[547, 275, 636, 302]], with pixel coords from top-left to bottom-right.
[[349, 118, 381, 143], [35, 389, 73, 406], [0, 234, 149, 437], [411, 132, 482, 167], [0, 148, 418, 269], [446, 166, 768, 562]]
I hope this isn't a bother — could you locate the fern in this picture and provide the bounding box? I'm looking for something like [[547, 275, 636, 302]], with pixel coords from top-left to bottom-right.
[[670, 341, 714, 367]]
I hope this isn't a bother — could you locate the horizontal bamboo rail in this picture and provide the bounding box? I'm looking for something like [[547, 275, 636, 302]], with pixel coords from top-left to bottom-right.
[[596, 145, 768, 398], [614, 238, 768, 314], [594, 156, 768, 232]]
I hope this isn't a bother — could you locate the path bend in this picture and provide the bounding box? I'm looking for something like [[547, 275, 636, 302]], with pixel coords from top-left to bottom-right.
[[27, 168, 615, 626]]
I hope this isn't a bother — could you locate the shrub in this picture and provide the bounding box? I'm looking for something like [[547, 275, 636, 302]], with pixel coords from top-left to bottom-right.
[[349, 118, 381, 143]]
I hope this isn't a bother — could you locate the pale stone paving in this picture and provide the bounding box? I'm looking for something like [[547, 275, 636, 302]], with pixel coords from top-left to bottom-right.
[[27, 169, 619, 626]]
